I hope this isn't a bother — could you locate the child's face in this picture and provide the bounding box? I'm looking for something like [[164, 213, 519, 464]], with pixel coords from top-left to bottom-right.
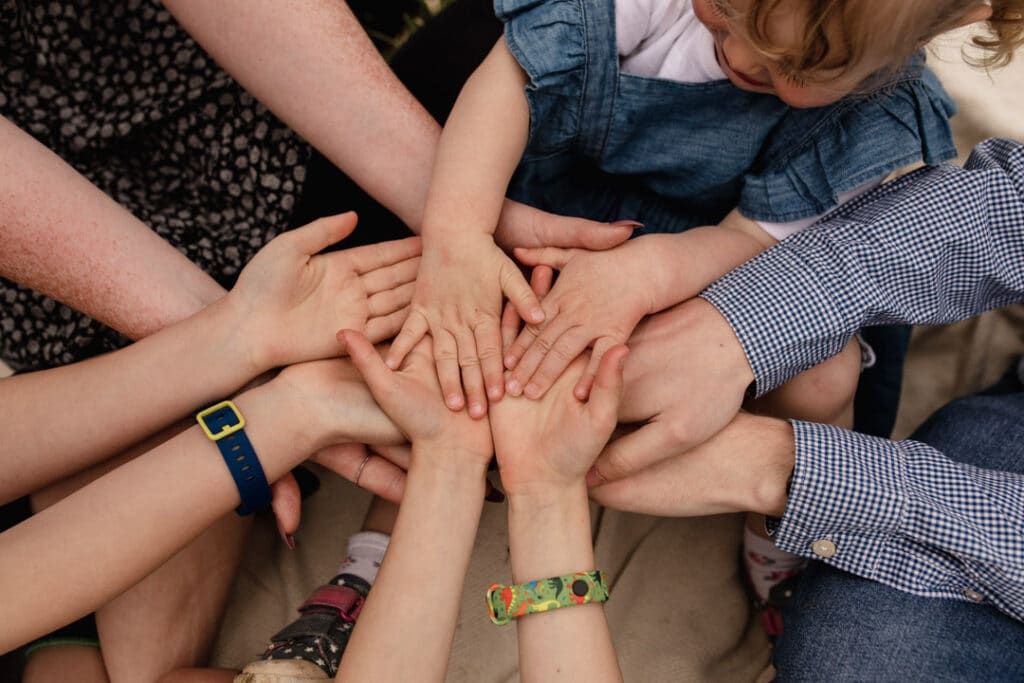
[[692, 0, 891, 108]]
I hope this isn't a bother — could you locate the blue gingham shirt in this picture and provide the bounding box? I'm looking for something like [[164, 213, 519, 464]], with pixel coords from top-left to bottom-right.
[[701, 138, 1024, 621]]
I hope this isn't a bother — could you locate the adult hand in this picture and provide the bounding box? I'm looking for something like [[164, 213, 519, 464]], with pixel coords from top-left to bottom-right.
[[493, 199, 637, 251], [590, 412, 793, 518], [231, 212, 421, 370], [490, 345, 627, 496], [588, 297, 755, 485]]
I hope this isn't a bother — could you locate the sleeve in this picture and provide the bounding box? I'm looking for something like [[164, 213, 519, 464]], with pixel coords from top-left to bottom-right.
[[774, 419, 1024, 623], [738, 64, 957, 224], [701, 138, 1024, 395], [494, 0, 586, 158]]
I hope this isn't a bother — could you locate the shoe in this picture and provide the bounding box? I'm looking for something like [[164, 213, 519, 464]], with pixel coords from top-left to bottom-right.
[[234, 574, 369, 682]]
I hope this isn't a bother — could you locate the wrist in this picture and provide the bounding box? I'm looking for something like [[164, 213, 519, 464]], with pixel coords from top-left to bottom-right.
[[209, 291, 273, 378], [744, 416, 795, 517], [692, 298, 755, 392], [410, 443, 491, 478], [237, 375, 332, 458]]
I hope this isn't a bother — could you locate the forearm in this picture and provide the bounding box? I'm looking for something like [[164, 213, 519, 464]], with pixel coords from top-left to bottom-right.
[[338, 454, 487, 682], [774, 421, 1024, 624], [0, 116, 225, 339], [0, 375, 330, 653], [702, 139, 1024, 394], [0, 295, 267, 504], [507, 485, 621, 683], [636, 225, 767, 314], [420, 39, 529, 241], [163, 0, 439, 231]]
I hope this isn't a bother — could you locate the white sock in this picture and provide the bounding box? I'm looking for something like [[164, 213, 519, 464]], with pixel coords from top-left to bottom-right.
[[336, 531, 390, 586], [743, 526, 807, 603]]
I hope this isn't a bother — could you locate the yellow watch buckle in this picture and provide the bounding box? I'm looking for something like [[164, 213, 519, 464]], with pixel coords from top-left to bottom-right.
[[196, 400, 246, 441]]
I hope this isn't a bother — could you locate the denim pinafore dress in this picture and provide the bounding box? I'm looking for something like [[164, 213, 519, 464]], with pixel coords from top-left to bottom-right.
[[496, 0, 958, 234]]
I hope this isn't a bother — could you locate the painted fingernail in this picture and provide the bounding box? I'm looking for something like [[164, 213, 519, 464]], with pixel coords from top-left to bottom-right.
[[485, 487, 506, 503], [524, 383, 540, 399], [506, 379, 522, 396], [610, 220, 645, 228], [282, 532, 296, 550]]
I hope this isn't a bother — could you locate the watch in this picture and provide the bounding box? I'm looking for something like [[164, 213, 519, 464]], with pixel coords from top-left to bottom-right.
[[196, 400, 271, 516]]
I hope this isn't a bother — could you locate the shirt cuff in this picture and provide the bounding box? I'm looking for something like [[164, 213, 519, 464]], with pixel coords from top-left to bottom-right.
[[772, 421, 906, 574], [700, 246, 850, 396]]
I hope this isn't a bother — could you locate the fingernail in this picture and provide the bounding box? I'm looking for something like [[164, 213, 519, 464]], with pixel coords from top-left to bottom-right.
[[488, 385, 503, 400], [531, 308, 545, 323], [469, 402, 484, 417], [504, 355, 517, 369], [506, 379, 522, 396], [585, 467, 604, 488], [524, 383, 540, 399], [610, 220, 644, 228], [446, 394, 463, 409], [281, 531, 296, 550], [385, 357, 398, 369], [485, 487, 506, 503]]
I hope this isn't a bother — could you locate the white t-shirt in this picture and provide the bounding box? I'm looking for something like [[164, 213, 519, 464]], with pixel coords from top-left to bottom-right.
[[615, 0, 883, 239]]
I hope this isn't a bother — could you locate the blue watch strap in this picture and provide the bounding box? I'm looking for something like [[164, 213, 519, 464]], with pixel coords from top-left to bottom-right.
[[196, 401, 271, 516]]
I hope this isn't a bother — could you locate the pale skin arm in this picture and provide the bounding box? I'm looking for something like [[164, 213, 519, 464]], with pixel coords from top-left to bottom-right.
[[506, 209, 773, 399], [0, 360, 405, 654], [0, 214, 420, 504], [335, 331, 493, 683], [386, 37, 544, 418], [0, 115, 226, 339]]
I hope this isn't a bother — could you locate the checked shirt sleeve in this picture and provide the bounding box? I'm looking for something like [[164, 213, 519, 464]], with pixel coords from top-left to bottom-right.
[[701, 138, 1024, 395], [774, 421, 1024, 623]]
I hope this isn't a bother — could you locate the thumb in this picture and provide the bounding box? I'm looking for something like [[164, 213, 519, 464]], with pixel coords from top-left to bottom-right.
[[338, 329, 395, 405], [587, 345, 628, 431], [513, 246, 575, 269], [286, 212, 359, 256], [499, 260, 545, 325]]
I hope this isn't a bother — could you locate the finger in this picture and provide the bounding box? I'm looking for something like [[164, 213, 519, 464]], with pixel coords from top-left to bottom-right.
[[521, 326, 592, 400], [364, 305, 411, 344], [312, 444, 407, 504], [512, 246, 574, 269], [359, 255, 421, 294], [270, 473, 301, 548], [370, 444, 412, 470], [503, 266, 554, 367], [508, 317, 574, 397], [585, 344, 628, 432], [350, 236, 423, 274], [588, 454, 691, 515], [385, 311, 429, 369], [339, 329, 397, 406], [367, 281, 416, 318], [455, 327, 487, 418], [500, 299, 522, 358], [499, 260, 545, 325], [433, 328, 465, 411], [474, 318, 505, 403], [575, 337, 617, 401], [588, 421, 674, 486], [574, 219, 640, 250], [284, 212, 359, 255], [505, 322, 542, 393]]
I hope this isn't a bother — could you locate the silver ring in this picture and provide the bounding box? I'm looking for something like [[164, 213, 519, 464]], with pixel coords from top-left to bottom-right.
[[353, 454, 372, 487]]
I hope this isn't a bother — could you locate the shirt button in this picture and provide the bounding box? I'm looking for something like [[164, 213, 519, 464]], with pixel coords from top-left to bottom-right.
[[963, 589, 985, 603], [811, 539, 837, 558]]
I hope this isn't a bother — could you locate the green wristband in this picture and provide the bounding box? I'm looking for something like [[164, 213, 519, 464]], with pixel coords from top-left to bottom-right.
[[486, 570, 609, 625]]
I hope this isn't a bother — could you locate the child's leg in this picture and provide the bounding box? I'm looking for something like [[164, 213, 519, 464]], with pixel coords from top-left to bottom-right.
[[23, 642, 108, 683], [235, 496, 398, 682], [740, 338, 861, 627]]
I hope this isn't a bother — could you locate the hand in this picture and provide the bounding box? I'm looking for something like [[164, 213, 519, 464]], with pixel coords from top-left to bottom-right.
[[493, 199, 637, 251], [232, 212, 421, 369], [587, 297, 755, 485], [490, 345, 627, 496], [343, 330, 493, 467], [590, 413, 793, 518], [504, 237, 659, 401], [385, 232, 543, 418]]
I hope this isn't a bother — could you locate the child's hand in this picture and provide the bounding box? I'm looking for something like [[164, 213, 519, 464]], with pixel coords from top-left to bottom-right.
[[342, 329, 493, 466], [232, 213, 421, 370], [490, 345, 627, 496], [385, 233, 544, 418], [504, 238, 658, 401]]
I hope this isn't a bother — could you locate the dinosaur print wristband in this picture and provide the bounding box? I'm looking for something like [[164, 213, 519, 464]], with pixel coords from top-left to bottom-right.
[[486, 570, 609, 625]]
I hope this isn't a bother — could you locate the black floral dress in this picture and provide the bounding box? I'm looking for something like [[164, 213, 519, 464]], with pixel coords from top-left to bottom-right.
[[0, 0, 311, 370]]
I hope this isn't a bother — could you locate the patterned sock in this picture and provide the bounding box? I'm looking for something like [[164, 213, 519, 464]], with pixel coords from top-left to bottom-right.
[[336, 531, 390, 586], [743, 526, 807, 604]]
